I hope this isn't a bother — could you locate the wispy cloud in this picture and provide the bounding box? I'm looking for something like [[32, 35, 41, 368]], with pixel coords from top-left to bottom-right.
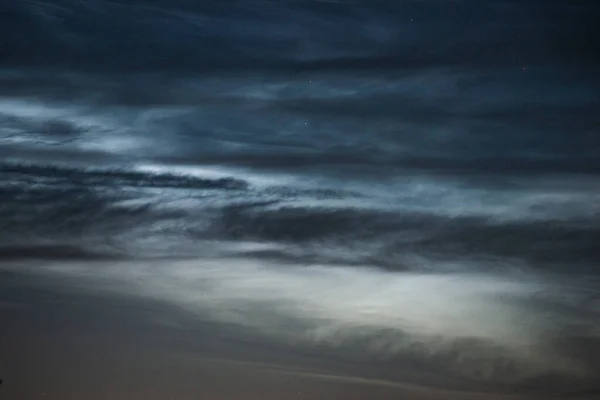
[[7, 257, 597, 385]]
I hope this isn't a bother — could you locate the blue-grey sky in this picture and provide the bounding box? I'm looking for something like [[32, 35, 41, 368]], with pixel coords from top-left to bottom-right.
[[1, 1, 599, 399]]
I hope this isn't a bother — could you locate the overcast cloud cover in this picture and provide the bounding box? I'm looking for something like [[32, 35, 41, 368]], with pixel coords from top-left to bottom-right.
[[1, 1, 599, 399]]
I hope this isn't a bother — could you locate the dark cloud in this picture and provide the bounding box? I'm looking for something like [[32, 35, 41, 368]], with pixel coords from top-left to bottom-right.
[[2, 161, 598, 275], [0, 244, 122, 261], [1, 0, 598, 72], [1, 1, 599, 398]]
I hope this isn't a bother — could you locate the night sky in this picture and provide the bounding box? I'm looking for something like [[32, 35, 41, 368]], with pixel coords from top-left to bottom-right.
[[1, 1, 599, 399]]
